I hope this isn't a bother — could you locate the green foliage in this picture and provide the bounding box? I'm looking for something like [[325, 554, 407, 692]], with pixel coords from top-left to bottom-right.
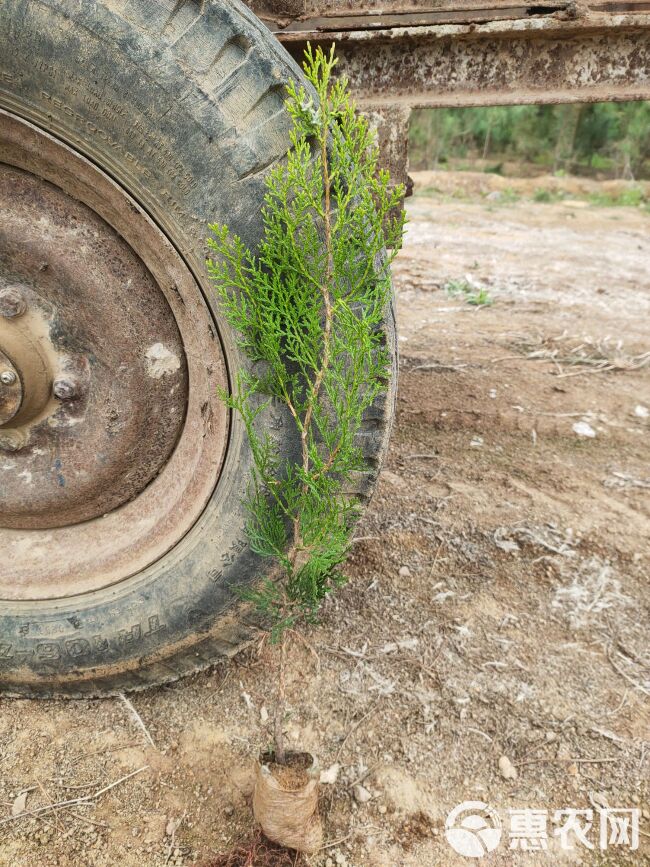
[[498, 186, 519, 204], [207, 46, 405, 641], [444, 278, 493, 307], [588, 186, 647, 208], [410, 102, 650, 179], [533, 188, 568, 204]]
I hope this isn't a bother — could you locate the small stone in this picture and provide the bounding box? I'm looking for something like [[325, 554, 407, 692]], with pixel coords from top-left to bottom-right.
[[377, 804, 387, 815], [567, 763, 579, 776], [634, 404, 649, 418], [353, 784, 372, 803], [320, 763, 340, 785], [545, 731, 557, 742], [642, 808, 649, 820], [398, 565, 411, 577], [260, 705, 269, 724], [572, 421, 596, 438], [498, 755, 517, 780]]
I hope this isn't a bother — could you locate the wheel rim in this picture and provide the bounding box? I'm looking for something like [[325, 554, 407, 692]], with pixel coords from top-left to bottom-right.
[[0, 111, 230, 601]]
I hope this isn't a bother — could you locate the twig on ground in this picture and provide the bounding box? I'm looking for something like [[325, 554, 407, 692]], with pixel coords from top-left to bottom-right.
[[411, 362, 468, 372], [515, 757, 619, 767], [165, 811, 187, 864], [465, 727, 493, 743], [335, 702, 380, 761], [35, 778, 62, 834], [48, 778, 101, 791], [606, 645, 650, 697], [347, 763, 381, 790], [319, 826, 386, 851], [0, 766, 149, 826], [118, 693, 157, 749], [405, 453, 439, 461], [69, 812, 110, 829], [602, 689, 629, 718]]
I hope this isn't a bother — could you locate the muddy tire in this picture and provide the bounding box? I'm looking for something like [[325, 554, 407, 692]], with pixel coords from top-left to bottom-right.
[[0, 0, 396, 696]]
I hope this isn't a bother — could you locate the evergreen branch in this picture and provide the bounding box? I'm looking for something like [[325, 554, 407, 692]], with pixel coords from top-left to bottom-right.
[[207, 44, 405, 641]]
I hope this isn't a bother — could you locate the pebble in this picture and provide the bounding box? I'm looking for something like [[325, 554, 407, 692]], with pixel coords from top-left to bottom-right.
[[398, 565, 411, 577], [572, 421, 596, 438], [498, 755, 518, 780], [353, 784, 372, 803], [320, 763, 340, 785]]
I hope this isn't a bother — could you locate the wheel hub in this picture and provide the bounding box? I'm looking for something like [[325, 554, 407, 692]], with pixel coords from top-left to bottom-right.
[[0, 284, 62, 452], [0, 347, 22, 428], [0, 165, 188, 529], [0, 111, 229, 600]]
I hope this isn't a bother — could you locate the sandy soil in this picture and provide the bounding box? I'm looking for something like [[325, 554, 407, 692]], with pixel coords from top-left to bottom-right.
[[1, 175, 649, 867]]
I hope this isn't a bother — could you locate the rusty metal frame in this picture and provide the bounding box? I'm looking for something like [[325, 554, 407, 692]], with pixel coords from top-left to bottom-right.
[[247, 2, 650, 191]]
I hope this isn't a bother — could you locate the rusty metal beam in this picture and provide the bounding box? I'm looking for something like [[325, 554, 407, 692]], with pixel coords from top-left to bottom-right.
[[277, 14, 650, 108], [256, 3, 650, 205], [278, 4, 569, 33]]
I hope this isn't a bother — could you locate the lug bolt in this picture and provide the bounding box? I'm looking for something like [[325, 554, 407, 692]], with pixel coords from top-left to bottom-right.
[[0, 287, 27, 319], [53, 376, 81, 401], [0, 370, 17, 385]]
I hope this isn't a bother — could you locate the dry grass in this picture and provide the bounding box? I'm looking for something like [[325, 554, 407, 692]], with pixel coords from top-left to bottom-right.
[[504, 331, 650, 378]]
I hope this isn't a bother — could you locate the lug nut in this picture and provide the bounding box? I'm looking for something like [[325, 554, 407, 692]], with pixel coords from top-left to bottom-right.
[[53, 376, 82, 401], [0, 287, 27, 319], [0, 370, 17, 385]]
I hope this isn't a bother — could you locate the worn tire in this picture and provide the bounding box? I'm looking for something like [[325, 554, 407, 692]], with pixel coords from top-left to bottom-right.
[[0, 0, 396, 697]]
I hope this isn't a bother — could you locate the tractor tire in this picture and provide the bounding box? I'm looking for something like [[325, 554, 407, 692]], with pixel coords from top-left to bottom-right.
[[0, 0, 396, 697]]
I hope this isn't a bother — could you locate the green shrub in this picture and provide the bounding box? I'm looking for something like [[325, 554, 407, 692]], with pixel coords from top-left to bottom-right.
[[207, 46, 405, 640]]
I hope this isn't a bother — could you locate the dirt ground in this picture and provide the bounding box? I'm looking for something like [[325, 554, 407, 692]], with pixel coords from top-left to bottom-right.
[[1, 173, 649, 867]]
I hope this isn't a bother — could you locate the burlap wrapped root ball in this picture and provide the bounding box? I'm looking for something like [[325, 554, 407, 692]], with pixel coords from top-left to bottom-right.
[[252, 752, 323, 854]]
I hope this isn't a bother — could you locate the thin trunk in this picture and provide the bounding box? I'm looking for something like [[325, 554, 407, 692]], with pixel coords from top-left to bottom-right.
[[273, 633, 287, 764], [482, 117, 493, 161], [288, 101, 335, 569]]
